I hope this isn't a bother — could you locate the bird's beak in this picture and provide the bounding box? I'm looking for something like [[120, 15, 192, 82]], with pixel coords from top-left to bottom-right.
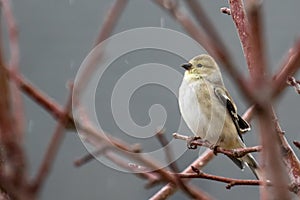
[[181, 63, 192, 70]]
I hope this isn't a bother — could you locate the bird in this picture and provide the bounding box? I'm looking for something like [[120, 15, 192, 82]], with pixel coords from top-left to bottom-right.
[[178, 54, 261, 179]]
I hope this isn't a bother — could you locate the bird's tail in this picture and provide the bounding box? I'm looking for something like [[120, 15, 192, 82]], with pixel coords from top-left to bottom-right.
[[241, 153, 262, 180]]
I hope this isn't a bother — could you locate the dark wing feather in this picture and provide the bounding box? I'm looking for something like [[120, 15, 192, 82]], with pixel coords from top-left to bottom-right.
[[237, 114, 251, 133], [214, 87, 250, 141], [228, 156, 244, 169]]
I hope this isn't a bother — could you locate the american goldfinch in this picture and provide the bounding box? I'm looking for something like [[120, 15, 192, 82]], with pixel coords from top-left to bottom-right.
[[178, 54, 261, 179]]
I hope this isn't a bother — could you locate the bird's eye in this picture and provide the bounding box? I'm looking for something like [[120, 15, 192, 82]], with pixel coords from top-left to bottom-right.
[[197, 63, 203, 68]]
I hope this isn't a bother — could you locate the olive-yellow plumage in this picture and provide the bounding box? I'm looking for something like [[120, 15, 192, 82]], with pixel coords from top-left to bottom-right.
[[179, 54, 261, 179]]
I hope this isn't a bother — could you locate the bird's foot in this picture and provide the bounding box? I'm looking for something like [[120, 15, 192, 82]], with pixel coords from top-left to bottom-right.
[[210, 144, 219, 155], [187, 136, 202, 149]]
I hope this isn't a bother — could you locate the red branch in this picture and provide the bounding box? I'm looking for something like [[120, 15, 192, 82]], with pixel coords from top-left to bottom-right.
[[272, 39, 300, 98], [155, 130, 208, 199], [287, 76, 300, 94], [273, 110, 300, 196], [229, 1, 292, 199], [30, 86, 73, 194], [294, 141, 300, 150], [173, 133, 261, 158], [73, 0, 129, 99], [228, 0, 253, 73], [220, 7, 231, 15], [149, 150, 214, 200], [178, 171, 261, 189], [1, 0, 25, 138], [0, 0, 27, 190]]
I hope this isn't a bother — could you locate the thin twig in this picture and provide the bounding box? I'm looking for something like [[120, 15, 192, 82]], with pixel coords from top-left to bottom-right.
[[149, 149, 214, 200], [30, 85, 73, 193], [156, 130, 179, 172], [173, 133, 261, 158], [94, 0, 128, 46], [74, 144, 108, 167], [294, 141, 300, 150], [177, 170, 261, 189], [7, 70, 74, 128], [155, 130, 205, 200], [0, 2, 26, 188], [287, 76, 300, 94], [105, 150, 160, 184], [272, 109, 300, 197], [220, 7, 231, 15], [0, 0, 24, 137], [73, 0, 128, 100], [75, 146, 160, 186], [272, 39, 300, 98], [185, 0, 226, 51], [235, 40, 300, 127]]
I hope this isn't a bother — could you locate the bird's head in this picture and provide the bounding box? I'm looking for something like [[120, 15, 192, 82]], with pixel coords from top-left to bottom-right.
[[181, 54, 219, 80]]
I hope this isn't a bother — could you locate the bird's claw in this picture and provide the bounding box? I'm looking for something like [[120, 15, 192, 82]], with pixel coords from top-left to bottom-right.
[[187, 136, 202, 149], [210, 144, 219, 155]]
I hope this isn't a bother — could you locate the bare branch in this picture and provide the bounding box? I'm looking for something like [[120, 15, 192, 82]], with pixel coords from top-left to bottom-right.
[[94, 0, 128, 46], [272, 110, 300, 197], [178, 170, 261, 189], [228, 0, 252, 72], [0, 0, 25, 137], [30, 85, 73, 194], [173, 133, 261, 158], [293, 141, 300, 150], [0, 1, 26, 188], [155, 130, 206, 200], [7, 70, 74, 128], [177, 170, 298, 193], [229, 0, 291, 199], [73, 0, 129, 100], [149, 149, 214, 200], [185, 0, 226, 51], [246, 0, 268, 83], [220, 7, 231, 15], [272, 39, 300, 98], [74, 145, 108, 167], [287, 76, 300, 94]]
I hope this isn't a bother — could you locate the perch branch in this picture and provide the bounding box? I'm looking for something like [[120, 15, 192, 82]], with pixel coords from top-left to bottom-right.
[[150, 103, 257, 199], [173, 133, 261, 158]]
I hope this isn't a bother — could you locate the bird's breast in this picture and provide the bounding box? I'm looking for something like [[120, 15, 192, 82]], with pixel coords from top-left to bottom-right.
[[178, 79, 209, 138]]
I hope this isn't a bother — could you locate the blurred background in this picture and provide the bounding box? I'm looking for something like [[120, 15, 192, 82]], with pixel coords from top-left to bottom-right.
[[8, 0, 300, 199]]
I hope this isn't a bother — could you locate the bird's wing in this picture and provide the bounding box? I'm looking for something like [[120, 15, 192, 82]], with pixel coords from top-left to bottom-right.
[[214, 87, 251, 141]]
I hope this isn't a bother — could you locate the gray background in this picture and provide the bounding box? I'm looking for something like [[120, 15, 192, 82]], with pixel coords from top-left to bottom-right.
[[7, 0, 300, 199]]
